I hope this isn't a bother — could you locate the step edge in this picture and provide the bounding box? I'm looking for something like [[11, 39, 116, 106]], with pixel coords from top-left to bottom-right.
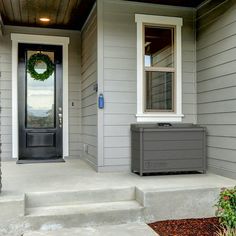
[[26, 187, 137, 208], [26, 186, 136, 197], [26, 200, 144, 217]]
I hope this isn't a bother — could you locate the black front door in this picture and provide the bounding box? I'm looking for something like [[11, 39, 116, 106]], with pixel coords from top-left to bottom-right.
[[18, 43, 63, 160]]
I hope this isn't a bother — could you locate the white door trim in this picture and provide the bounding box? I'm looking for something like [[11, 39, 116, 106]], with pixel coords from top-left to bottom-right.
[[11, 33, 70, 159]]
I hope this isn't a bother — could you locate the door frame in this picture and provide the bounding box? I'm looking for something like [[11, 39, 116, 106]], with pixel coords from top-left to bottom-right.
[[11, 33, 70, 159]]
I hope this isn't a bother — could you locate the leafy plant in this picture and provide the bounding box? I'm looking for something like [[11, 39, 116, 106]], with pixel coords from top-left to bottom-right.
[[215, 186, 236, 228], [215, 226, 236, 236]]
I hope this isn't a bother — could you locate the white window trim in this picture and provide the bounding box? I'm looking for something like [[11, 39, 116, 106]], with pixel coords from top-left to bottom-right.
[[11, 33, 69, 159], [135, 14, 184, 123]]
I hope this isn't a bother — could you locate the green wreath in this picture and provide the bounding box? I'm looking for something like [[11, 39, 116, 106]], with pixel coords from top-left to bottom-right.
[[27, 53, 55, 81]]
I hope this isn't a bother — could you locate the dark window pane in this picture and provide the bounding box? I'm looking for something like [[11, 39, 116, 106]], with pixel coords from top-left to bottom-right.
[[27, 51, 55, 128], [145, 26, 174, 68], [146, 71, 173, 111]]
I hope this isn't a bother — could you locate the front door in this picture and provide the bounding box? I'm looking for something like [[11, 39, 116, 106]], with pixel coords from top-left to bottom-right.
[[18, 43, 63, 161]]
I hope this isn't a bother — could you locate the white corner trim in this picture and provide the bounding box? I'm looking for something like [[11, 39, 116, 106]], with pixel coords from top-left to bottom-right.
[[11, 39, 18, 158], [11, 33, 70, 159], [135, 14, 183, 123], [0, 13, 4, 36], [62, 42, 69, 158], [97, 0, 104, 167], [81, 2, 97, 32]]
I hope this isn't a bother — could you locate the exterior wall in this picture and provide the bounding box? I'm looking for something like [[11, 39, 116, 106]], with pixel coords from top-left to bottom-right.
[[0, 26, 82, 161], [81, 6, 98, 167], [197, 0, 236, 179], [97, 0, 197, 171], [0, 125, 1, 191]]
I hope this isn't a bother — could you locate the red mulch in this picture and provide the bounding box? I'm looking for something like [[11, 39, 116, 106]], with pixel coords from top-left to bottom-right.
[[149, 217, 221, 236]]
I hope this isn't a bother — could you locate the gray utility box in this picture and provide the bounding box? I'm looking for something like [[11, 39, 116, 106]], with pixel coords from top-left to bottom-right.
[[131, 123, 206, 176]]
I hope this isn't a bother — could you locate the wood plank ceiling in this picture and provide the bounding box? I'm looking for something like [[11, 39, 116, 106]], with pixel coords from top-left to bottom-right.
[[0, 0, 205, 30], [0, 0, 96, 30]]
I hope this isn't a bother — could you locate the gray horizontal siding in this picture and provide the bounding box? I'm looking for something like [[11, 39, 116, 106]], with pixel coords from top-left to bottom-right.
[[101, 0, 197, 169], [0, 26, 82, 161], [68, 34, 82, 158], [197, 0, 236, 179], [81, 6, 98, 167], [0, 33, 13, 160]]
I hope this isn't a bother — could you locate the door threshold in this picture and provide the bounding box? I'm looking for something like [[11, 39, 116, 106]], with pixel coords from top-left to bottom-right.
[[16, 159, 65, 164]]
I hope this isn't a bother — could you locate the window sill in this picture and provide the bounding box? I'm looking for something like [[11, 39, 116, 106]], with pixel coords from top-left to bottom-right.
[[136, 113, 184, 123]]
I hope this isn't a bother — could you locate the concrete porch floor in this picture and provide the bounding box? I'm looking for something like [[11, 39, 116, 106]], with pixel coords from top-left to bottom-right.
[[2, 158, 236, 193], [1, 159, 236, 236]]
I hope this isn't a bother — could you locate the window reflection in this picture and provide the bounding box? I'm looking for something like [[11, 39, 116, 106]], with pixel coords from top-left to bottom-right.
[[145, 26, 174, 68], [146, 71, 173, 111], [144, 25, 175, 112]]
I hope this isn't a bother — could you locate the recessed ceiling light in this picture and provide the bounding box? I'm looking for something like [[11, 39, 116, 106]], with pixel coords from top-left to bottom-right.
[[39, 18, 50, 22]]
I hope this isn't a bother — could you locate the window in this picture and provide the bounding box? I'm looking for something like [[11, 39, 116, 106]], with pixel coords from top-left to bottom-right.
[[135, 14, 183, 122]]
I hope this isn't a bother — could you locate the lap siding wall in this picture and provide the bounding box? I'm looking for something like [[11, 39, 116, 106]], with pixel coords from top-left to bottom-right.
[[197, 0, 236, 179], [99, 0, 197, 170], [81, 6, 98, 167]]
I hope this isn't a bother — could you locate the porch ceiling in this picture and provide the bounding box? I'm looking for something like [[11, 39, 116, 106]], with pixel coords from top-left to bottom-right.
[[0, 0, 96, 30], [0, 0, 205, 31]]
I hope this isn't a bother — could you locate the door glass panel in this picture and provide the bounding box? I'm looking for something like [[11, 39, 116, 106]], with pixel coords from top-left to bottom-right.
[[27, 50, 55, 128]]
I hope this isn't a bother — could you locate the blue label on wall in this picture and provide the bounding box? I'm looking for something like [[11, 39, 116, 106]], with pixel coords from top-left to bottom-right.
[[98, 94, 104, 109]]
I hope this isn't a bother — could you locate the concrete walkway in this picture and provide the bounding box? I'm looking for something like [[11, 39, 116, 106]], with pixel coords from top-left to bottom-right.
[[2, 159, 236, 193], [1, 159, 236, 236], [23, 223, 158, 236]]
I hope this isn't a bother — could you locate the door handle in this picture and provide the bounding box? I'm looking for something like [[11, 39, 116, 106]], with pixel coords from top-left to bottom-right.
[[58, 113, 62, 128]]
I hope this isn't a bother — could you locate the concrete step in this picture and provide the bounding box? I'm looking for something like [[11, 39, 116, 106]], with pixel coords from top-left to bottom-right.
[[23, 223, 158, 236], [0, 192, 25, 218], [26, 200, 144, 230], [26, 187, 135, 208]]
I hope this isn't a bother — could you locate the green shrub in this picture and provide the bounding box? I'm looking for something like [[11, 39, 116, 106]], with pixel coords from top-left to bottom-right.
[[215, 186, 236, 228], [216, 226, 236, 236]]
